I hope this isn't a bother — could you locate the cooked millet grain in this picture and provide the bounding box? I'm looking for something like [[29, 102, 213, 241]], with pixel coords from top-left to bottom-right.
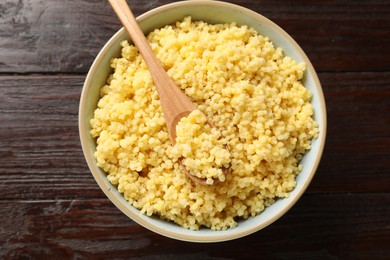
[[90, 17, 319, 230]]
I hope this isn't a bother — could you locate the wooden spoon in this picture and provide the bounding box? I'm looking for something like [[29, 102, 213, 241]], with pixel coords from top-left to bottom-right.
[[108, 0, 229, 185]]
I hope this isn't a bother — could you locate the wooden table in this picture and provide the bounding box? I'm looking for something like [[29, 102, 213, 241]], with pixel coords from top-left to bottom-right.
[[1, 0, 389, 258]]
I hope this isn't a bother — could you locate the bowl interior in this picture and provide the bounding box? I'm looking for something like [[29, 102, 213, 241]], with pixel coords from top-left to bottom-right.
[[79, 0, 326, 242]]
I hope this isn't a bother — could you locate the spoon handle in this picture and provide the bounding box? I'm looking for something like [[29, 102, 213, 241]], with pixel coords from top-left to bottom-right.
[[108, 0, 197, 142]]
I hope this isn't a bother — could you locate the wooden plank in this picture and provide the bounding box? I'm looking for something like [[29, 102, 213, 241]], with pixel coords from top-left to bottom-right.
[[309, 71, 390, 192], [0, 0, 389, 73], [0, 75, 105, 199], [0, 193, 389, 258], [0, 72, 389, 200], [251, 0, 390, 72]]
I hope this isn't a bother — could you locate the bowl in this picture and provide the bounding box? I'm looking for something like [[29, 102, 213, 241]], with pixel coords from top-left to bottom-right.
[[79, 0, 326, 242]]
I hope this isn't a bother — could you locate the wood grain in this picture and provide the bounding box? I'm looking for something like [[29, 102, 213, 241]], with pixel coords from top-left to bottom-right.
[[310, 71, 390, 192], [0, 0, 389, 73], [0, 75, 104, 200], [0, 194, 389, 259]]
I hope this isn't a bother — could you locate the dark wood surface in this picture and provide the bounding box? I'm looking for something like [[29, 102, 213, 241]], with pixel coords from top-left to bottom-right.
[[0, 0, 389, 259]]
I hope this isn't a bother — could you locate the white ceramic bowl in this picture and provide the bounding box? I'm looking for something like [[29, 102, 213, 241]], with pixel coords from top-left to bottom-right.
[[79, 0, 326, 242]]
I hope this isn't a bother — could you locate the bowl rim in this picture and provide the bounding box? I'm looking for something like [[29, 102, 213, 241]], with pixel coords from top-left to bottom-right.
[[79, 0, 327, 242]]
